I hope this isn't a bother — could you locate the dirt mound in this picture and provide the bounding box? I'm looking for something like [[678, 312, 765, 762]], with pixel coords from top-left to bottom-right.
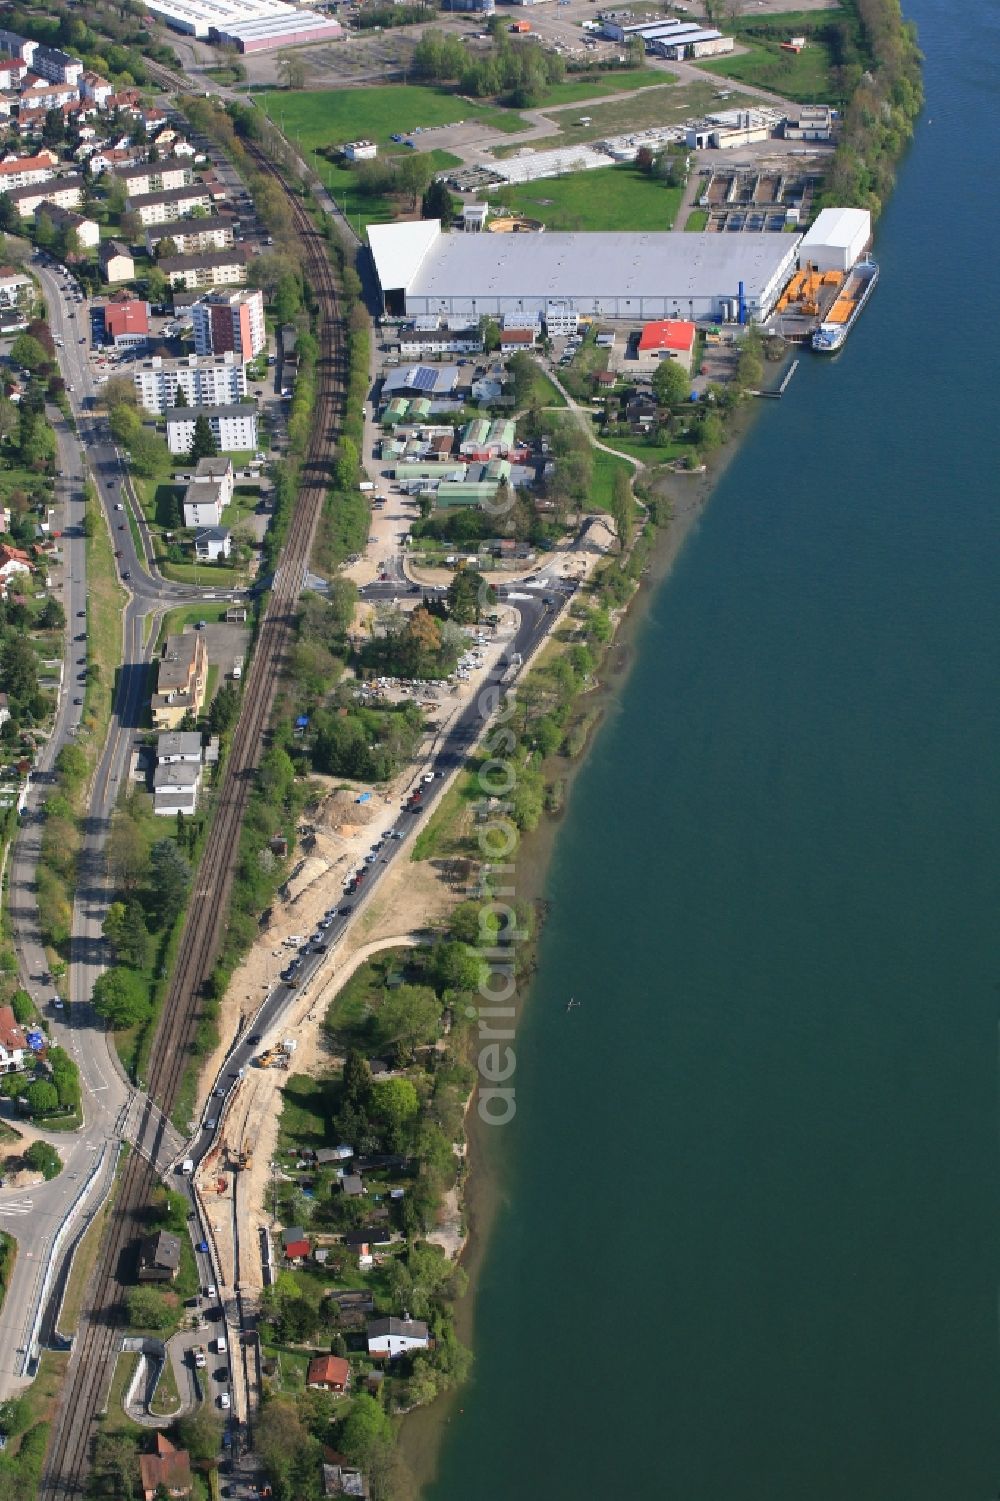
[[319, 789, 377, 835]]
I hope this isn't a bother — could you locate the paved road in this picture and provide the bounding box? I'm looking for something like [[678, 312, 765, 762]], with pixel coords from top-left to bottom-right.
[[183, 578, 567, 1169], [0, 259, 236, 1401]]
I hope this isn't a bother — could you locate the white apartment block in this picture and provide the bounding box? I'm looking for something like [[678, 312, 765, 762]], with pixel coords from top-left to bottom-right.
[[129, 186, 213, 226], [133, 352, 247, 415], [147, 218, 233, 256], [115, 162, 193, 197], [166, 403, 257, 454]]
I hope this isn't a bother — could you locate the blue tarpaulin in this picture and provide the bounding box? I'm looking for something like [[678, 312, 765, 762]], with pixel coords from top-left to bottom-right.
[[26, 1030, 45, 1052]]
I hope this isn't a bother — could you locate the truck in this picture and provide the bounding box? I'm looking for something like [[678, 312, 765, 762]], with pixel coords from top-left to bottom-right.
[[193, 1345, 207, 1368], [180, 1158, 194, 1175]]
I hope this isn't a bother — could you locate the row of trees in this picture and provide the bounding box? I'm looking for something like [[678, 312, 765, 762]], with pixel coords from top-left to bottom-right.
[[819, 0, 923, 217]]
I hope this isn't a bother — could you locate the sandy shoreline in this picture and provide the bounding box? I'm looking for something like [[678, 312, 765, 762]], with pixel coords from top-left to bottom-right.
[[394, 406, 761, 1497]]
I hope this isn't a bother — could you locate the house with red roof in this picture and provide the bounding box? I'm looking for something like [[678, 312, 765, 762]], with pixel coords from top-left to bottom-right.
[[139, 1433, 192, 1501], [307, 1354, 351, 1393], [636, 318, 697, 372], [0, 543, 31, 595], [0, 1003, 27, 1071]]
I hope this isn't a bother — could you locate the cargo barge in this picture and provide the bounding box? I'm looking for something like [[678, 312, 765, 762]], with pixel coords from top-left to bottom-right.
[[812, 256, 879, 352]]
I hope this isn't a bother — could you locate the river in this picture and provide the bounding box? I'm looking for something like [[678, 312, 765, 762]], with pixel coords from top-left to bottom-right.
[[427, 3, 1000, 1496]]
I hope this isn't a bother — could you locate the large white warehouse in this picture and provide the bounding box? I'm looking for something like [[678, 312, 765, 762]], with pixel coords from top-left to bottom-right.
[[798, 207, 871, 273], [368, 221, 801, 324]]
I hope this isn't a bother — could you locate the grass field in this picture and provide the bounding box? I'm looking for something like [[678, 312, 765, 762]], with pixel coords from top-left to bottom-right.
[[532, 70, 669, 109], [590, 449, 637, 512], [685, 207, 709, 231], [698, 34, 843, 104], [495, 162, 682, 232], [264, 84, 533, 229]]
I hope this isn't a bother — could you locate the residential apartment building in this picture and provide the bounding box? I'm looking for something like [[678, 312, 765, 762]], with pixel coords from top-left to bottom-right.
[[18, 78, 79, 111], [127, 184, 213, 226], [26, 44, 83, 86], [4, 175, 83, 218], [158, 247, 249, 292], [115, 161, 193, 197], [152, 729, 204, 815], [146, 216, 233, 256], [80, 71, 113, 107], [192, 287, 265, 360], [35, 200, 99, 248], [166, 403, 257, 455], [151, 630, 209, 728], [99, 239, 134, 284], [0, 148, 57, 190], [133, 351, 247, 415]]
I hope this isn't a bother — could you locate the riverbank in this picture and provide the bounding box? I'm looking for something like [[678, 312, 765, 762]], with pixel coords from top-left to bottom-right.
[[394, 397, 762, 1497]]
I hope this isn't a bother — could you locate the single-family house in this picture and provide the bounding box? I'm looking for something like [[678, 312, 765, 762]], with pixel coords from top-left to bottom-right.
[[137, 1230, 182, 1282], [340, 1173, 364, 1198], [366, 1317, 430, 1359], [139, 1432, 192, 1501], [0, 266, 32, 308], [0, 1003, 27, 1071], [306, 1354, 351, 1393], [0, 543, 31, 593], [193, 526, 231, 562], [282, 1226, 311, 1261], [322, 1460, 370, 1498]]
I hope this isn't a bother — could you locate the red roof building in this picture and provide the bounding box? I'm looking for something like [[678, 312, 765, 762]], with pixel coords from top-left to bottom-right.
[[283, 1236, 311, 1260], [139, 1433, 192, 1500], [101, 294, 149, 347], [307, 1354, 351, 1392], [637, 319, 697, 368], [0, 1003, 28, 1068]]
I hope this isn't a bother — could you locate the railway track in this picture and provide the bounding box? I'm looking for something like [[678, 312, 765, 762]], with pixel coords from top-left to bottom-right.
[[39, 146, 346, 1500]]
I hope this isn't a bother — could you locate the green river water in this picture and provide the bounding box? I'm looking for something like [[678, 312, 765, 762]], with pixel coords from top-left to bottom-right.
[[428, 2, 1000, 1495]]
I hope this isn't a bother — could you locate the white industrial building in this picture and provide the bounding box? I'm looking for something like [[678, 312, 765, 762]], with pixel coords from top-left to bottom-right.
[[166, 404, 257, 455], [369, 220, 801, 324], [142, 0, 342, 51], [798, 207, 871, 272], [600, 16, 734, 58], [133, 352, 248, 415]]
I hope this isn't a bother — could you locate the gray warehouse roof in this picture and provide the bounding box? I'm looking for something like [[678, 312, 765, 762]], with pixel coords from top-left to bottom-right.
[[402, 230, 796, 305]]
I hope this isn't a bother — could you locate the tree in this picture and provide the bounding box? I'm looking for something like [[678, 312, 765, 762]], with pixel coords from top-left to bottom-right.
[[369, 1077, 419, 1150], [10, 334, 49, 373], [156, 1188, 189, 1232], [24, 1140, 61, 1179], [446, 565, 494, 625], [149, 839, 191, 927], [277, 52, 307, 89], [126, 1285, 171, 1330], [208, 679, 241, 734], [10, 988, 33, 1024], [155, 235, 178, 260], [429, 939, 482, 994], [101, 375, 139, 412], [188, 412, 218, 462], [174, 1405, 223, 1463], [107, 809, 149, 891], [652, 358, 690, 407], [38, 595, 65, 630], [91, 967, 151, 1028], [91, 1431, 140, 1501], [339, 1394, 393, 1472], [421, 177, 455, 224], [372, 984, 441, 1062], [395, 152, 434, 211], [609, 467, 634, 553], [0, 634, 39, 704], [24, 1081, 59, 1117]]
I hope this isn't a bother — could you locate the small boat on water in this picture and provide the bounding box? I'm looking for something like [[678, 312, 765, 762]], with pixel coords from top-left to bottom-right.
[[812, 256, 879, 353]]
